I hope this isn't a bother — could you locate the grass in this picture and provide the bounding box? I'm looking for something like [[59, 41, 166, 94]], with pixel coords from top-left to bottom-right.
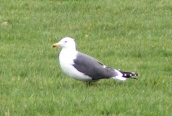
[[0, 0, 172, 115]]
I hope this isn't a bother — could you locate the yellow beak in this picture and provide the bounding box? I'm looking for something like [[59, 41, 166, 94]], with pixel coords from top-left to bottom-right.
[[53, 43, 59, 48]]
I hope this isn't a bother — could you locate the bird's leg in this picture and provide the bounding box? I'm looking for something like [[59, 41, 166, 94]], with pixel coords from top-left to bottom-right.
[[83, 81, 94, 86]]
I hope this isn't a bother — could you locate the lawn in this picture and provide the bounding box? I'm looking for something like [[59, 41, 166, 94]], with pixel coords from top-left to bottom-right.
[[0, 0, 172, 115]]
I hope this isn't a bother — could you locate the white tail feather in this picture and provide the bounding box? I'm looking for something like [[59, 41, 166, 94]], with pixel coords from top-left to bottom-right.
[[112, 76, 126, 81], [112, 69, 126, 81]]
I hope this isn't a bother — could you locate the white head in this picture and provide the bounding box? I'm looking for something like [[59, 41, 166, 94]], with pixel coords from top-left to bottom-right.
[[53, 37, 76, 50]]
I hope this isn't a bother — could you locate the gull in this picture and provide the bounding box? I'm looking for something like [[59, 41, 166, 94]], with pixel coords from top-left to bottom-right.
[[53, 37, 138, 82]]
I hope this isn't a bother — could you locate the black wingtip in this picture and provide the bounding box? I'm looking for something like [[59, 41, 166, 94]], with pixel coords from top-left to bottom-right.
[[119, 70, 139, 79]]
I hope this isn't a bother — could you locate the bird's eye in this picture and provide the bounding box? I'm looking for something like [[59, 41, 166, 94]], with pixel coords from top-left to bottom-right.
[[64, 41, 67, 43]]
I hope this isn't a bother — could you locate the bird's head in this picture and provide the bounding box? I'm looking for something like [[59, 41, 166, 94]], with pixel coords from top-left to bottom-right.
[[53, 37, 76, 50]]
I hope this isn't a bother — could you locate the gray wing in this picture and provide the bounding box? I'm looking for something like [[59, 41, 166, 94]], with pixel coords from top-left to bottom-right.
[[72, 52, 115, 80]]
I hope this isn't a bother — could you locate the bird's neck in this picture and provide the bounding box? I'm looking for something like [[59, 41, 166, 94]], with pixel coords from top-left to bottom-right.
[[60, 48, 77, 57], [62, 47, 77, 52], [59, 48, 77, 64]]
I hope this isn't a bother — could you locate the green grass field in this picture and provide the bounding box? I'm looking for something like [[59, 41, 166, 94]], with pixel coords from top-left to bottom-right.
[[0, 0, 172, 115]]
